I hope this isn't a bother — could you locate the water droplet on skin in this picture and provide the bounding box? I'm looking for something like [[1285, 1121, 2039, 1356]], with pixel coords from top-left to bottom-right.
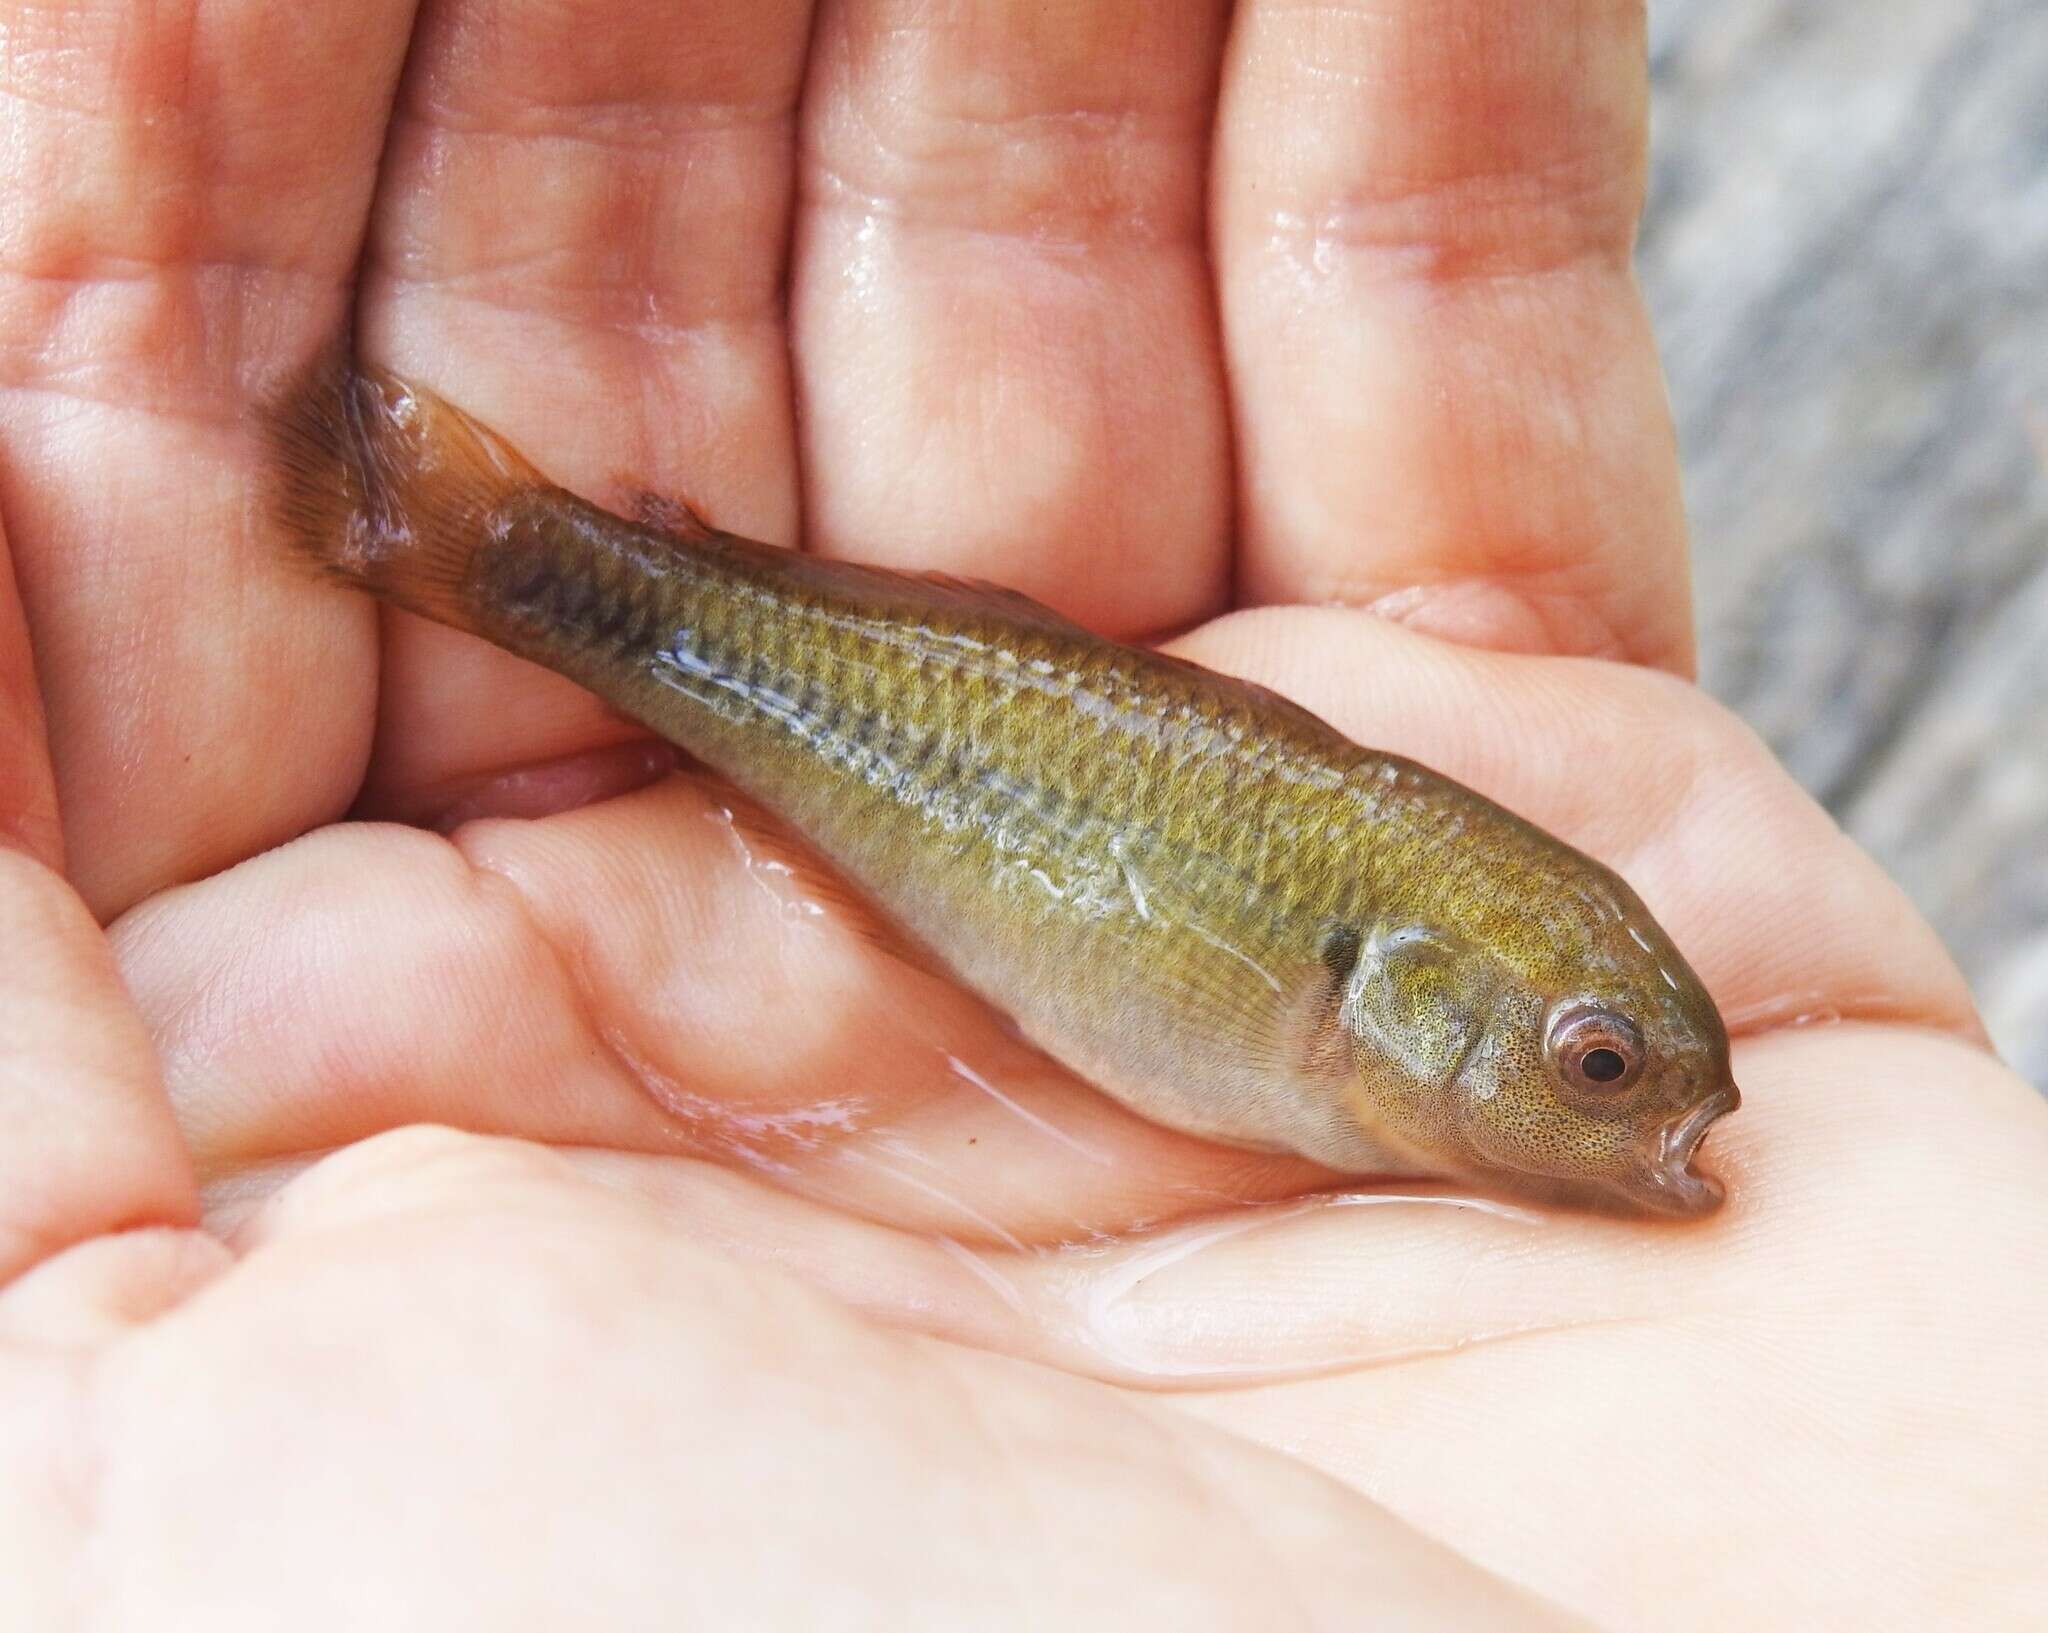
[[600, 1024, 868, 1175], [1724, 990, 1866, 1033], [704, 804, 829, 928]]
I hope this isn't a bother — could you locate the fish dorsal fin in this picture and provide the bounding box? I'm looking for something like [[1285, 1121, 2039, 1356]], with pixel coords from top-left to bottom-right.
[[906, 569, 1076, 617], [624, 486, 719, 544], [876, 568, 1099, 642], [621, 494, 1094, 644]]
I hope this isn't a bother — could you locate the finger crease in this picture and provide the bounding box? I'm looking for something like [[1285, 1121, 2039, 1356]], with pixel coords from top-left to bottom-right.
[[804, 168, 1200, 254], [452, 849, 677, 1130]]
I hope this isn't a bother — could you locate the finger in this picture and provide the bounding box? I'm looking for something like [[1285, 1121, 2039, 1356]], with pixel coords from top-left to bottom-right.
[[792, 0, 1235, 638], [0, 518, 194, 1286], [548, 1144, 1663, 1388], [0, 858, 189, 1288], [58, 1125, 1584, 1631], [0, 0, 420, 914], [0, 1227, 229, 1347], [566, 1015, 2042, 1395], [1214, 0, 1693, 671], [355, 0, 815, 817]]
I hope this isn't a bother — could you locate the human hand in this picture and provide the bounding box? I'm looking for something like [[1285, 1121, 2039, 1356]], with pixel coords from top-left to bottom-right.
[[2, 2, 2043, 1629]]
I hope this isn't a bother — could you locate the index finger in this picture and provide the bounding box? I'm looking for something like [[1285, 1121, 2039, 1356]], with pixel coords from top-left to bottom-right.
[[1214, 0, 1694, 672]]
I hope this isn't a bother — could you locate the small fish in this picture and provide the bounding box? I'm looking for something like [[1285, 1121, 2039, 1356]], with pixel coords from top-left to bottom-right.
[[266, 360, 1739, 1218]]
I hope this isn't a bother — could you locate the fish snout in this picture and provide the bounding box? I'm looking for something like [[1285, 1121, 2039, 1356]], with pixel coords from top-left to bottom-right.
[[1626, 1084, 1740, 1217]]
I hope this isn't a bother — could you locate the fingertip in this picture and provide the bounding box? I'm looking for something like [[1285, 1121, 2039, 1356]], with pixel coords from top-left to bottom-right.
[[1214, 0, 1691, 669]]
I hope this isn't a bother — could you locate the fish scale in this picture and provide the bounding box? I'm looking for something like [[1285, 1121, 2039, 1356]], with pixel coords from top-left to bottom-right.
[[474, 527, 1451, 1160], [265, 359, 1740, 1215]]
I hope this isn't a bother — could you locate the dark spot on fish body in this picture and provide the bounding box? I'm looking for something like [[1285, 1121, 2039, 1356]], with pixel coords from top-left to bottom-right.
[[906, 732, 942, 780], [472, 510, 550, 601], [503, 556, 558, 615], [626, 601, 662, 655], [791, 673, 825, 741], [475, 503, 580, 623], [735, 642, 765, 702], [562, 570, 598, 626], [1320, 924, 1363, 985], [583, 575, 628, 642], [479, 530, 663, 661]]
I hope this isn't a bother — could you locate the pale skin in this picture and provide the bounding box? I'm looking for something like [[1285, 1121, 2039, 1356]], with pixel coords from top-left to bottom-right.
[[0, 1, 2043, 1628]]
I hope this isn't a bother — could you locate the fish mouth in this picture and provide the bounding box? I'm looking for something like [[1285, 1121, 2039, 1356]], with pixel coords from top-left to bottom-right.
[[1625, 1084, 1741, 1218]]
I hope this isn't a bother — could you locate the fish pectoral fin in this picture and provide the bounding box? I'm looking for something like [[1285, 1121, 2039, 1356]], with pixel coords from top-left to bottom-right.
[[1144, 917, 1358, 1098], [1339, 923, 1495, 1085]]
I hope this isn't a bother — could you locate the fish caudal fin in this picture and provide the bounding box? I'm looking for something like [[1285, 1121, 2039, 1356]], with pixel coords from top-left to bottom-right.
[[264, 352, 554, 632]]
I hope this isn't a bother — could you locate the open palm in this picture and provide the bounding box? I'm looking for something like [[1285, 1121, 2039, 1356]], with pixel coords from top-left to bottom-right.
[[2, 2, 2043, 1628]]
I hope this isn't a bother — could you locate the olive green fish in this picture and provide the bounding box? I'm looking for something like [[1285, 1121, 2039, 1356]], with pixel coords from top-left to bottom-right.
[[267, 361, 1738, 1217]]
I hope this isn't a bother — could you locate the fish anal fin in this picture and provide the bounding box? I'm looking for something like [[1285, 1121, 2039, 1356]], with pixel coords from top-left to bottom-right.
[[705, 786, 952, 983]]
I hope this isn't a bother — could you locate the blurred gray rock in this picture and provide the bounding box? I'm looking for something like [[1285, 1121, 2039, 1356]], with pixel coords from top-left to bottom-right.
[[1640, 0, 2048, 1085]]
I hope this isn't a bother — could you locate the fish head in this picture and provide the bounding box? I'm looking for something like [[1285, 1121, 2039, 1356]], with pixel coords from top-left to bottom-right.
[[1338, 893, 1738, 1218], [1443, 981, 1739, 1218]]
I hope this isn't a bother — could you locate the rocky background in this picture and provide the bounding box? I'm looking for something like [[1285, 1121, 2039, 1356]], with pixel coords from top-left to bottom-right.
[[1640, 0, 2046, 1086]]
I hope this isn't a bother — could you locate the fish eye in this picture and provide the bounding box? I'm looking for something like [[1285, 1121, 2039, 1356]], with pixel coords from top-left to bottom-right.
[[1547, 1003, 1645, 1095], [1580, 1047, 1627, 1082]]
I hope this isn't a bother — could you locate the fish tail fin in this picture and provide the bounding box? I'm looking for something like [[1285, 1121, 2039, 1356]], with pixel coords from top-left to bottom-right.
[[264, 351, 553, 631]]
